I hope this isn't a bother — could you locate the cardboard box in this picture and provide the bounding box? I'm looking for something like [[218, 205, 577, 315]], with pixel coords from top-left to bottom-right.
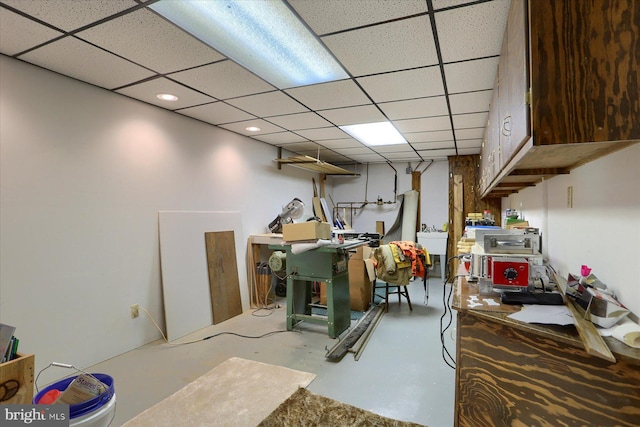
[[283, 221, 331, 242], [350, 245, 373, 260], [348, 258, 376, 311], [319, 258, 375, 311]]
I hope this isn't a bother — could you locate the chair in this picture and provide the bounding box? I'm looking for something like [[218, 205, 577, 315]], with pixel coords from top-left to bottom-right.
[[372, 243, 429, 312]]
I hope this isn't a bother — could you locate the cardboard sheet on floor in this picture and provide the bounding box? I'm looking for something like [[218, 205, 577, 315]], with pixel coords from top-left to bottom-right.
[[159, 211, 246, 341]]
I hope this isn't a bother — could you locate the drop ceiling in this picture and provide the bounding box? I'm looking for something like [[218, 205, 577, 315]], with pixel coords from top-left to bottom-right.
[[0, 0, 511, 166]]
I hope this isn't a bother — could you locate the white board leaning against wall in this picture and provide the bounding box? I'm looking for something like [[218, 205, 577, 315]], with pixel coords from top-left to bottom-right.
[[158, 211, 246, 341]]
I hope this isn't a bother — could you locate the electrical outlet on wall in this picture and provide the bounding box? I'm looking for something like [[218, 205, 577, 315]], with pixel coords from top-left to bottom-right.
[[131, 304, 139, 319]]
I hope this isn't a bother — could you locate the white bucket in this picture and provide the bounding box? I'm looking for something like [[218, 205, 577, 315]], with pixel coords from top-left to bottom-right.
[[70, 393, 116, 427]]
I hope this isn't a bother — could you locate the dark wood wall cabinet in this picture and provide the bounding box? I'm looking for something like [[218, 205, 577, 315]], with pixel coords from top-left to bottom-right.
[[480, 0, 640, 198]]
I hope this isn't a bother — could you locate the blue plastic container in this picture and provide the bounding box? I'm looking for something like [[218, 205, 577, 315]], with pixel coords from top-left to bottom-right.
[[33, 373, 115, 420]]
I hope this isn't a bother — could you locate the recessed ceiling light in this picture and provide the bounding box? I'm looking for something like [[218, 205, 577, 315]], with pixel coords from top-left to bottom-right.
[[149, 0, 348, 89], [157, 93, 179, 101], [340, 122, 408, 146], [245, 126, 261, 132]]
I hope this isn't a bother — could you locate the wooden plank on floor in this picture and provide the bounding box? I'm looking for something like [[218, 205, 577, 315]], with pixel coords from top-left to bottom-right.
[[205, 231, 242, 324]]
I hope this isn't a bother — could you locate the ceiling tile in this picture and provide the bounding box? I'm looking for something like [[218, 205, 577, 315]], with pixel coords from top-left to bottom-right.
[[226, 92, 309, 117], [323, 15, 437, 76], [285, 79, 371, 110], [452, 112, 489, 129], [169, 60, 275, 100], [413, 141, 456, 150], [457, 147, 482, 155], [432, 0, 479, 10], [218, 119, 285, 136], [384, 151, 422, 161], [444, 56, 499, 94], [457, 138, 483, 148], [277, 142, 323, 152], [289, 0, 427, 35], [2, 0, 137, 32], [115, 77, 215, 109], [317, 105, 385, 126], [405, 130, 454, 143], [338, 147, 379, 155], [76, 9, 225, 73], [455, 127, 485, 139], [19, 36, 155, 90], [266, 112, 333, 131], [394, 116, 451, 133], [252, 132, 308, 144], [436, 1, 510, 63], [375, 144, 415, 153], [0, 8, 64, 56], [417, 148, 457, 157], [177, 102, 255, 125], [378, 96, 449, 120], [316, 139, 364, 149], [357, 66, 444, 103], [449, 90, 493, 114], [348, 153, 388, 162], [295, 127, 350, 141]]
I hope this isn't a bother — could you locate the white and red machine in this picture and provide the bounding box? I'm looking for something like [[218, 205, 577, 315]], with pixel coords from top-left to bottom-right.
[[468, 228, 542, 292]]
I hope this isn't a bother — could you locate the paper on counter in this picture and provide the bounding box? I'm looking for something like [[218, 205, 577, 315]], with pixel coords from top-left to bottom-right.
[[507, 304, 575, 326], [598, 319, 640, 349]]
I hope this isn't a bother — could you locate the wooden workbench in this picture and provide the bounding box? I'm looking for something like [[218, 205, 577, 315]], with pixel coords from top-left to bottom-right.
[[452, 278, 640, 427]]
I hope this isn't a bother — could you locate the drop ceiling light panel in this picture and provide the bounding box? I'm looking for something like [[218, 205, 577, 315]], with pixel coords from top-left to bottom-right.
[[177, 102, 255, 126], [116, 77, 214, 109], [267, 112, 333, 131], [317, 105, 386, 126], [284, 79, 371, 110], [289, 0, 427, 35], [2, 0, 137, 31], [20, 37, 155, 90], [226, 91, 308, 117], [76, 9, 225, 74], [379, 96, 449, 121], [357, 66, 445, 103], [169, 61, 275, 100], [218, 119, 285, 136], [0, 8, 64, 55], [322, 15, 437, 77], [444, 56, 500, 94], [436, 1, 510, 62]]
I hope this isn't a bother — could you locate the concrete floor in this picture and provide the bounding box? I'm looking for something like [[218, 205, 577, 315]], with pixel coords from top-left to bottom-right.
[[87, 276, 457, 426]]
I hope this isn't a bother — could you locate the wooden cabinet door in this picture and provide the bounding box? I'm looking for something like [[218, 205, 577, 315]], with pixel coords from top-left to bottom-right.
[[500, 0, 530, 169]]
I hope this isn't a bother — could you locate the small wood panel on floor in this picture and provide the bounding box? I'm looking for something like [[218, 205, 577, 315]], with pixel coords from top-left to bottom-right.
[[205, 231, 242, 324]]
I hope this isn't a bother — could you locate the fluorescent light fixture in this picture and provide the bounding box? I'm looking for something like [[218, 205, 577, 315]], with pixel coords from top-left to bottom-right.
[[157, 93, 178, 101], [340, 122, 408, 146], [245, 126, 261, 132], [149, 0, 348, 89]]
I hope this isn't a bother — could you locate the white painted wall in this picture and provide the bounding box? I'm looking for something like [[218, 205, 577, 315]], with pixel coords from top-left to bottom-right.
[[0, 56, 323, 384], [329, 161, 449, 237], [503, 143, 640, 318]]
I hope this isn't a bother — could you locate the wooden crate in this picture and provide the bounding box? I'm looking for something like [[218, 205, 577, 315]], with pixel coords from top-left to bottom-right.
[[0, 353, 34, 404]]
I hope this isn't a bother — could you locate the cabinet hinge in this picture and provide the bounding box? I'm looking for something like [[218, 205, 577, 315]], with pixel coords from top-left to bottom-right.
[[524, 88, 532, 105]]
